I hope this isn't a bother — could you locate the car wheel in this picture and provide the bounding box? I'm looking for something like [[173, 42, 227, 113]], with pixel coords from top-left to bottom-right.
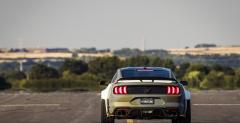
[[101, 99, 114, 123], [172, 119, 178, 123], [172, 100, 191, 123]]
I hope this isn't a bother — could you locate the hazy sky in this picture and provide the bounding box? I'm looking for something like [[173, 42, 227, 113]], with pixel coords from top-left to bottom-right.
[[0, 0, 239, 50]]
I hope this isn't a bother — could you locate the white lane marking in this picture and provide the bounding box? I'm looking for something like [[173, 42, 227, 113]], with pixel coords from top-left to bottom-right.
[[0, 104, 60, 107], [193, 104, 240, 106]]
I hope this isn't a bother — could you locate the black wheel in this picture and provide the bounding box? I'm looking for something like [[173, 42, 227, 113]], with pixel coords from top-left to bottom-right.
[[101, 99, 114, 123], [185, 100, 191, 123], [172, 119, 178, 123], [172, 100, 191, 123]]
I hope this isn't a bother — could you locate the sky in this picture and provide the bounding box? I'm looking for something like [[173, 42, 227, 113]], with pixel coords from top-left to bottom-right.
[[0, 0, 240, 50]]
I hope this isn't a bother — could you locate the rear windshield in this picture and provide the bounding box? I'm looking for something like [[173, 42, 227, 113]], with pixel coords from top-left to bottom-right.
[[121, 69, 171, 79]]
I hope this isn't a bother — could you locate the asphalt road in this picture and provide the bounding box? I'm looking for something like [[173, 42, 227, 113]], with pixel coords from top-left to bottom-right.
[[0, 90, 239, 123]]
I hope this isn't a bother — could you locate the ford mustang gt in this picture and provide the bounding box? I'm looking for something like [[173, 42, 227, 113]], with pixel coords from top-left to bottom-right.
[[101, 67, 191, 123]]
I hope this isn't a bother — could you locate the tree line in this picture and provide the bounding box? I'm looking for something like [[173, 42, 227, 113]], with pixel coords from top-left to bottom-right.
[[0, 56, 239, 91]]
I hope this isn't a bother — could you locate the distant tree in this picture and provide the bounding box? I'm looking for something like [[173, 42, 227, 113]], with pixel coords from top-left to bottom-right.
[[162, 59, 176, 71], [221, 66, 235, 75], [88, 56, 122, 80], [125, 56, 175, 70], [0, 62, 19, 72], [183, 71, 203, 88], [200, 70, 224, 89], [0, 76, 11, 90], [149, 57, 164, 67], [29, 64, 59, 80], [187, 64, 210, 75], [223, 75, 235, 90], [234, 69, 240, 88], [60, 59, 88, 75], [211, 64, 224, 71], [211, 64, 235, 75], [175, 62, 190, 79], [4, 71, 26, 80], [125, 56, 150, 67]]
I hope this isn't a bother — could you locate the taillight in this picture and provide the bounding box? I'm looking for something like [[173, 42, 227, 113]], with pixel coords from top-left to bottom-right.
[[167, 86, 180, 95], [113, 86, 128, 94]]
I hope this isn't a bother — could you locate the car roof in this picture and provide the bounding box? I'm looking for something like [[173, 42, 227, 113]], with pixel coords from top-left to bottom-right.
[[119, 67, 171, 72]]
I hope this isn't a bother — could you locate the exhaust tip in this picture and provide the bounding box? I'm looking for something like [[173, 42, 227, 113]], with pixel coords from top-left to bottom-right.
[[115, 109, 128, 117]]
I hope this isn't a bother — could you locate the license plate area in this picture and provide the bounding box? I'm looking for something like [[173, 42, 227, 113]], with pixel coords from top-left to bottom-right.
[[140, 98, 154, 104]]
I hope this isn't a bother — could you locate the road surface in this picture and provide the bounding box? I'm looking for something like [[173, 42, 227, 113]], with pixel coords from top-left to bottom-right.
[[0, 90, 239, 123]]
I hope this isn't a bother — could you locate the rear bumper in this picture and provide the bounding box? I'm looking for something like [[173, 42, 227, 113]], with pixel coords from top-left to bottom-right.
[[113, 107, 180, 119], [107, 94, 186, 119]]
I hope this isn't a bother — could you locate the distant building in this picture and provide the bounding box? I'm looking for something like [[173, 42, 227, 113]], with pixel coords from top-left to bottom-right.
[[0, 52, 73, 59], [168, 45, 240, 56], [73, 47, 111, 54], [77, 52, 113, 57], [9, 48, 28, 53], [26, 48, 47, 53], [195, 43, 217, 48], [98, 48, 111, 53], [46, 48, 70, 53], [76, 47, 98, 53]]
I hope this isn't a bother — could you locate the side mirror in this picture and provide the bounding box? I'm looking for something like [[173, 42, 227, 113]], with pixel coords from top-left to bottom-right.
[[100, 80, 106, 85], [180, 81, 188, 86]]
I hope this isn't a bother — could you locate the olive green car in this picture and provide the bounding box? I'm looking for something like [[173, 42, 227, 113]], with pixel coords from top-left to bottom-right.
[[101, 67, 191, 123]]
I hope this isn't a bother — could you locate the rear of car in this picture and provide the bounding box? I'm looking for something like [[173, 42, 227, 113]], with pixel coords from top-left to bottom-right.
[[101, 67, 191, 123]]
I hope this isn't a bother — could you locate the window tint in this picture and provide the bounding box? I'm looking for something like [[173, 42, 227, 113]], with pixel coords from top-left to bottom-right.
[[121, 69, 171, 79]]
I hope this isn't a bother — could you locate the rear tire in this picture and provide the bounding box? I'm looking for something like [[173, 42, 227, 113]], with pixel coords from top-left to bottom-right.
[[172, 119, 178, 123], [101, 99, 114, 123], [172, 100, 191, 123]]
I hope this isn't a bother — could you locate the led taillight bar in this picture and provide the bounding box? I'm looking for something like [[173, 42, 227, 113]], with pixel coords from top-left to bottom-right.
[[167, 86, 180, 95], [113, 86, 128, 94]]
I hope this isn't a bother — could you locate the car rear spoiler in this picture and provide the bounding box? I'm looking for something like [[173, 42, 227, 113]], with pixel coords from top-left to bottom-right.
[[116, 79, 175, 83], [118, 77, 176, 81], [115, 77, 177, 84]]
